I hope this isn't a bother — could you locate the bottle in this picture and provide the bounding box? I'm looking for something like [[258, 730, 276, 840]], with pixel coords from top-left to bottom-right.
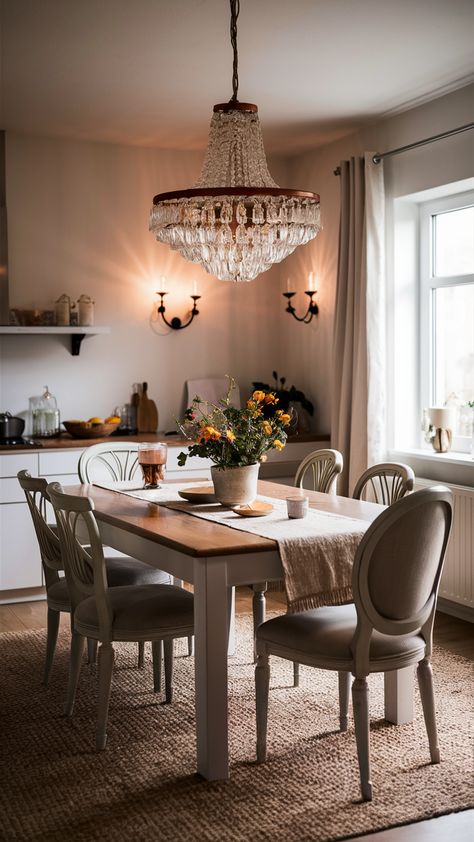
[[30, 386, 60, 437]]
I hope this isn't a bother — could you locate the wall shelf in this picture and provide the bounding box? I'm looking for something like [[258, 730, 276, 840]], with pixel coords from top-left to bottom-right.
[[0, 326, 111, 355]]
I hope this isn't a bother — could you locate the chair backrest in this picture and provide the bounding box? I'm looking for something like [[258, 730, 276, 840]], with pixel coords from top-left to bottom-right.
[[47, 482, 113, 633], [294, 448, 343, 495], [352, 462, 415, 505], [185, 378, 241, 409], [17, 470, 63, 589], [78, 442, 140, 483], [351, 486, 452, 672]]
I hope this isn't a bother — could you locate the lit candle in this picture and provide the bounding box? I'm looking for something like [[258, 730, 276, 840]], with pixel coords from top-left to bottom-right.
[[193, 279, 199, 296], [286, 276, 291, 293], [159, 275, 167, 293], [308, 271, 316, 292]]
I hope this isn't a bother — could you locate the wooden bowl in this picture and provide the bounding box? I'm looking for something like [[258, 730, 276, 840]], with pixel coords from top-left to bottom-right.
[[63, 421, 120, 439]]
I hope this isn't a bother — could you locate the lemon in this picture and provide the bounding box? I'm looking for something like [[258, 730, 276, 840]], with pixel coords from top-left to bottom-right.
[[105, 415, 121, 424], [88, 416, 104, 425]]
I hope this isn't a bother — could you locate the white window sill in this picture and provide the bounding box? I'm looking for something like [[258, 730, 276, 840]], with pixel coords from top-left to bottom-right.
[[389, 447, 474, 488]]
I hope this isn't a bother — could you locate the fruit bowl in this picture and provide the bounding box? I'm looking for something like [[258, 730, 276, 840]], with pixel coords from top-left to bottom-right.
[[63, 421, 120, 439]]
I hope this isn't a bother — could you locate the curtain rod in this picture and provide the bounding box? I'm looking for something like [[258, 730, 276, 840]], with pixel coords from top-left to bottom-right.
[[333, 122, 474, 175]]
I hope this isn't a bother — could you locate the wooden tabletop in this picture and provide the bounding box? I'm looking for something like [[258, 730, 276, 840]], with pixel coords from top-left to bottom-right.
[[62, 479, 383, 559]]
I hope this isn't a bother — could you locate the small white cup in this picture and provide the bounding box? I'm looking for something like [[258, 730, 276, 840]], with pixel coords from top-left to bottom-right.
[[286, 495, 309, 519]]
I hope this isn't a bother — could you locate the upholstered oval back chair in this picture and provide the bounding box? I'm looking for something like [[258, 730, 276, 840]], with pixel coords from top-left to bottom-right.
[[255, 486, 453, 802]]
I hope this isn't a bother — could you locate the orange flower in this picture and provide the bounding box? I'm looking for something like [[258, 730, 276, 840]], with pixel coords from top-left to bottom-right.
[[261, 420, 272, 436], [264, 393, 278, 405], [273, 439, 285, 450], [199, 425, 221, 442], [247, 399, 256, 409], [252, 390, 266, 402], [225, 429, 236, 443], [279, 413, 291, 426]]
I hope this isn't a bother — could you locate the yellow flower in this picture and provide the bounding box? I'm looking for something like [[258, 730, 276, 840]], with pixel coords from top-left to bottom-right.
[[264, 393, 278, 405], [247, 399, 256, 409], [280, 413, 291, 426], [199, 425, 222, 442], [225, 429, 236, 442], [261, 420, 272, 436], [252, 390, 266, 402], [273, 439, 285, 451]]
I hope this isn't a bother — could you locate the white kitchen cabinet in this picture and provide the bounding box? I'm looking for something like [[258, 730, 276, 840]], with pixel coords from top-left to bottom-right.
[[0, 502, 42, 590]]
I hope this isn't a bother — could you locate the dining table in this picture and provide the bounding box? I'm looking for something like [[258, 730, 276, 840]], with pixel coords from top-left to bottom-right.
[[66, 478, 415, 781]]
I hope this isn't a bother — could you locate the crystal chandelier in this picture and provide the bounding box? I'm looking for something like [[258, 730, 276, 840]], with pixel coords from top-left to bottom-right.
[[149, 0, 321, 283]]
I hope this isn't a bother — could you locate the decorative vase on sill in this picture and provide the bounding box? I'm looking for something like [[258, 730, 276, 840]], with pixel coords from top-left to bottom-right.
[[176, 377, 292, 505], [210, 463, 260, 506]]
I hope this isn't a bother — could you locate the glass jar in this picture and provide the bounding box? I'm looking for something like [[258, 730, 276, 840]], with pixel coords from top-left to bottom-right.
[[30, 386, 60, 437], [54, 294, 71, 326], [77, 294, 94, 326]]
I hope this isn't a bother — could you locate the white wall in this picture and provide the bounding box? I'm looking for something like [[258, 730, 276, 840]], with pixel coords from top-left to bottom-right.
[[0, 134, 289, 431], [1, 85, 473, 437]]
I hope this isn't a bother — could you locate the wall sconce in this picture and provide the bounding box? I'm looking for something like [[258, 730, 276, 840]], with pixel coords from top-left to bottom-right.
[[155, 277, 201, 330], [283, 272, 319, 324]]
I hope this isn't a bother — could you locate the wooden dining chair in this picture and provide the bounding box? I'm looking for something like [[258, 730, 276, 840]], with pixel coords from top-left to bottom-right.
[[294, 448, 344, 494], [252, 448, 344, 673], [78, 441, 193, 658], [18, 469, 172, 680], [255, 486, 452, 801], [352, 462, 415, 505], [48, 481, 194, 751]]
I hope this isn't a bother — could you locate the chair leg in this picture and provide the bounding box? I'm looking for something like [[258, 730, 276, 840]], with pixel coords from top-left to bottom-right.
[[293, 661, 300, 687], [87, 638, 98, 664], [338, 671, 351, 731], [163, 639, 174, 704], [352, 676, 373, 801], [252, 583, 267, 662], [417, 658, 440, 764], [43, 608, 60, 686], [151, 639, 163, 693], [138, 641, 145, 668], [96, 642, 115, 751], [64, 631, 85, 717], [187, 636, 194, 656], [255, 651, 270, 763]]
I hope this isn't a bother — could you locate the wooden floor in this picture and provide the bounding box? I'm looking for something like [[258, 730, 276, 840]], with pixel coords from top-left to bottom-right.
[[1, 590, 472, 842]]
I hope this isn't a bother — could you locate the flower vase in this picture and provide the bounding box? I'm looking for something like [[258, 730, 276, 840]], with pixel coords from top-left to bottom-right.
[[211, 463, 260, 506]]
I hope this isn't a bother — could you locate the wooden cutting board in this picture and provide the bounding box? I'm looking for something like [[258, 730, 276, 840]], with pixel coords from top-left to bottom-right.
[[137, 382, 159, 433]]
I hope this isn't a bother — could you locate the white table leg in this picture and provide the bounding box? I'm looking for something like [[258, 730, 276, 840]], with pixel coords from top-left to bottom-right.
[[227, 586, 236, 657], [384, 667, 414, 724], [193, 556, 230, 781]]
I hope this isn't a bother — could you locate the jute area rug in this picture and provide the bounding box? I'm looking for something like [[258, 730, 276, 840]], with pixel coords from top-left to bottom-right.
[[0, 615, 472, 842]]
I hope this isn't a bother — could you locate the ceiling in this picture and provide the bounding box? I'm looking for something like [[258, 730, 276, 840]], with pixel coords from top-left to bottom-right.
[[2, 0, 473, 154]]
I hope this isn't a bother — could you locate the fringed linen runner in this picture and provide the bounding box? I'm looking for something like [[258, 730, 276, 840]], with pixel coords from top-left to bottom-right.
[[93, 481, 369, 611]]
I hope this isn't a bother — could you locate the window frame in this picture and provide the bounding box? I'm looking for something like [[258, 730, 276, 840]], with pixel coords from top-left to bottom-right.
[[419, 190, 474, 451]]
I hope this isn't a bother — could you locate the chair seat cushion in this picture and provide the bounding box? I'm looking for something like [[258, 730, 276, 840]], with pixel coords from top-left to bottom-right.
[[257, 604, 425, 668], [75, 584, 194, 641], [47, 577, 70, 612], [105, 556, 171, 587]]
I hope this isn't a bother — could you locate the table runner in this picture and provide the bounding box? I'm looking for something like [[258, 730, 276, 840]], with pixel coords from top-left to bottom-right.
[[93, 481, 369, 611]]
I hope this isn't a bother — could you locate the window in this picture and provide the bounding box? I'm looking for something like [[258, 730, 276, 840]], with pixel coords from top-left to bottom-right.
[[420, 191, 474, 452]]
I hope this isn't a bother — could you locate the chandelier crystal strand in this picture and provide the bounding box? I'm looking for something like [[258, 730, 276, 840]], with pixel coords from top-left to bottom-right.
[[149, 2, 320, 282]]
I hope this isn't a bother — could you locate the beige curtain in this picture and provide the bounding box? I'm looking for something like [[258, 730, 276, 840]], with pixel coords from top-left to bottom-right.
[[331, 153, 386, 496]]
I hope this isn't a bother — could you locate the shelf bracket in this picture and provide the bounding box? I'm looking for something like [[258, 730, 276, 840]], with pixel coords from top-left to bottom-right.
[[71, 333, 86, 356]]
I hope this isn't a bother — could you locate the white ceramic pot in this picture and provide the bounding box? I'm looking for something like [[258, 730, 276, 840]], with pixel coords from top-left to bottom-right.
[[211, 463, 260, 506]]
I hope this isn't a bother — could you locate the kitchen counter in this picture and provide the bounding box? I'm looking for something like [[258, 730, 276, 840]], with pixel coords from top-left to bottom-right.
[[0, 431, 330, 452]]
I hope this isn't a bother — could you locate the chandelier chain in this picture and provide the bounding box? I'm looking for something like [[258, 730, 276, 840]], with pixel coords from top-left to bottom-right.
[[230, 0, 240, 102]]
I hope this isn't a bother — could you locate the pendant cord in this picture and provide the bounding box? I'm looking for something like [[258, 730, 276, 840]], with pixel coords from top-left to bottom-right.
[[230, 0, 240, 102]]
